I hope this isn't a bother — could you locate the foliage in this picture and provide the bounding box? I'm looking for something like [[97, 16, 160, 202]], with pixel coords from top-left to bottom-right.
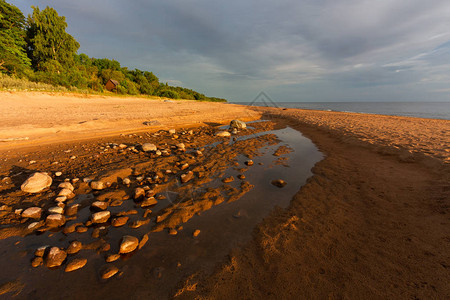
[[0, 0, 31, 75], [0, 1, 226, 102], [26, 6, 79, 72]]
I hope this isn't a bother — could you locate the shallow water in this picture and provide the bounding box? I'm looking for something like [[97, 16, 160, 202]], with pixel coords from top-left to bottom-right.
[[0, 125, 322, 299]]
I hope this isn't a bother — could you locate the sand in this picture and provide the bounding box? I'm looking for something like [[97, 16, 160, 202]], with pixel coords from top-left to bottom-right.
[[0, 92, 449, 299]]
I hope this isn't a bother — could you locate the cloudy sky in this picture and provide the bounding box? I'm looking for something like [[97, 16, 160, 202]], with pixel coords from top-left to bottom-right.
[[10, 0, 450, 102]]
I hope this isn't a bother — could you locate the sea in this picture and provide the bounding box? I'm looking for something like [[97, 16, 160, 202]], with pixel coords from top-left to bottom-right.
[[233, 102, 450, 120]]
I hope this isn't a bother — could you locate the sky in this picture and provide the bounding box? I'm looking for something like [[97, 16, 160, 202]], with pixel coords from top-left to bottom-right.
[[10, 0, 450, 102]]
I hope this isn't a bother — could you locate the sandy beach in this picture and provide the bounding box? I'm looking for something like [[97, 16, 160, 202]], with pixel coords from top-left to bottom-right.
[[0, 92, 448, 299]]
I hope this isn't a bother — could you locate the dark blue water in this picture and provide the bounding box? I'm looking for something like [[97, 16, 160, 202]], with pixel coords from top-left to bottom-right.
[[234, 102, 450, 120]]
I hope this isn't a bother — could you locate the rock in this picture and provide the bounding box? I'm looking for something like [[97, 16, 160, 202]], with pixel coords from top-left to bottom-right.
[[193, 229, 201, 237], [76, 226, 88, 233], [155, 150, 162, 156], [22, 207, 42, 219], [215, 131, 231, 137], [65, 204, 80, 216], [134, 187, 145, 200], [48, 206, 64, 214], [55, 171, 62, 177], [28, 221, 41, 230], [91, 211, 111, 224], [58, 188, 73, 198], [139, 234, 149, 249], [58, 182, 74, 191], [112, 216, 129, 227], [176, 143, 186, 151], [65, 258, 87, 272], [230, 120, 247, 130], [119, 143, 127, 149], [245, 160, 254, 166], [66, 241, 83, 254], [119, 236, 139, 254], [91, 201, 108, 210], [106, 254, 120, 262], [122, 178, 131, 185], [55, 196, 67, 203], [101, 265, 119, 279], [45, 247, 67, 268], [110, 200, 123, 207], [35, 246, 48, 257], [222, 176, 234, 183], [90, 181, 105, 190], [31, 257, 43, 268], [168, 129, 176, 134], [231, 128, 238, 135], [169, 228, 177, 236], [142, 143, 157, 152], [195, 150, 203, 156], [141, 197, 157, 208], [181, 171, 194, 183], [271, 179, 287, 188], [21, 172, 52, 193], [46, 214, 66, 227], [180, 163, 189, 170], [129, 219, 150, 228], [237, 174, 246, 180]]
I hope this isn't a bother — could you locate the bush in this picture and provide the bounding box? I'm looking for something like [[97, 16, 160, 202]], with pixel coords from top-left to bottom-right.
[[157, 89, 180, 99]]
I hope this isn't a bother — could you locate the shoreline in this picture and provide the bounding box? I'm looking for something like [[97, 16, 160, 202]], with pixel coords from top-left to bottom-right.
[[0, 93, 448, 298]]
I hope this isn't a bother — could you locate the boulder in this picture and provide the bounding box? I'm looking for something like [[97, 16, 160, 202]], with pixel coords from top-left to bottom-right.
[[21, 207, 42, 219], [91, 211, 111, 223], [230, 120, 247, 129], [45, 247, 67, 268], [65, 258, 87, 272], [119, 235, 139, 254], [21, 172, 52, 193], [142, 143, 157, 152], [46, 214, 66, 227]]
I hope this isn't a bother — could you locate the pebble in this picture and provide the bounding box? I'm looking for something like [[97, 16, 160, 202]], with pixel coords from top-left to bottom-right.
[[35, 246, 48, 257], [119, 236, 139, 254], [45, 247, 67, 268], [176, 143, 186, 151], [76, 226, 88, 233], [122, 178, 131, 185], [222, 176, 234, 183], [91, 201, 108, 210], [29, 160, 37, 165], [106, 254, 120, 263], [215, 131, 231, 137], [55, 172, 62, 177], [193, 229, 201, 237], [180, 163, 189, 170], [181, 171, 194, 183], [65, 204, 80, 216], [134, 187, 145, 199], [58, 188, 73, 197], [119, 144, 127, 149], [271, 179, 287, 188], [58, 182, 74, 191], [91, 211, 111, 223], [168, 129, 176, 134], [21, 172, 52, 193], [141, 197, 157, 208], [101, 265, 119, 279], [155, 150, 162, 156], [31, 257, 43, 268], [245, 160, 254, 166], [48, 206, 64, 214], [142, 143, 157, 152], [46, 214, 66, 227], [139, 234, 149, 249], [21, 207, 43, 219], [169, 228, 178, 236], [66, 241, 83, 254], [65, 258, 87, 272], [111, 216, 129, 227], [237, 174, 246, 180], [27, 221, 41, 230], [90, 181, 105, 190], [70, 156, 76, 160]]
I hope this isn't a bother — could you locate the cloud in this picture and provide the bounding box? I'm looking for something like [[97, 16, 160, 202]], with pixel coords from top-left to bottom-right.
[[8, 0, 450, 101]]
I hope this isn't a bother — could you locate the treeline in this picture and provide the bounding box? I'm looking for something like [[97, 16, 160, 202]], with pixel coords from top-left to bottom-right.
[[0, 1, 226, 101]]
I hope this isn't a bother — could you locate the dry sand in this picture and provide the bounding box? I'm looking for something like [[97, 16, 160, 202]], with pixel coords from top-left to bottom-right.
[[0, 91, 260, 148], [0, 92, 449, 299]]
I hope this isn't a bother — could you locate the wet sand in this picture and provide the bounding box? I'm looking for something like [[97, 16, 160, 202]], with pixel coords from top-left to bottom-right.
[[0, 93, 449, 298]]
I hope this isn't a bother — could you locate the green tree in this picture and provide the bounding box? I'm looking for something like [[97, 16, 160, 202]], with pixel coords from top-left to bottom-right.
[[0, 0, 31, 75], [26, 6, 79, 72]]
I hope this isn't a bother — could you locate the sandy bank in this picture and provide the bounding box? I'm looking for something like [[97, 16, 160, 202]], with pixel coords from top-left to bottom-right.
[[0, 91, 259, 149]]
